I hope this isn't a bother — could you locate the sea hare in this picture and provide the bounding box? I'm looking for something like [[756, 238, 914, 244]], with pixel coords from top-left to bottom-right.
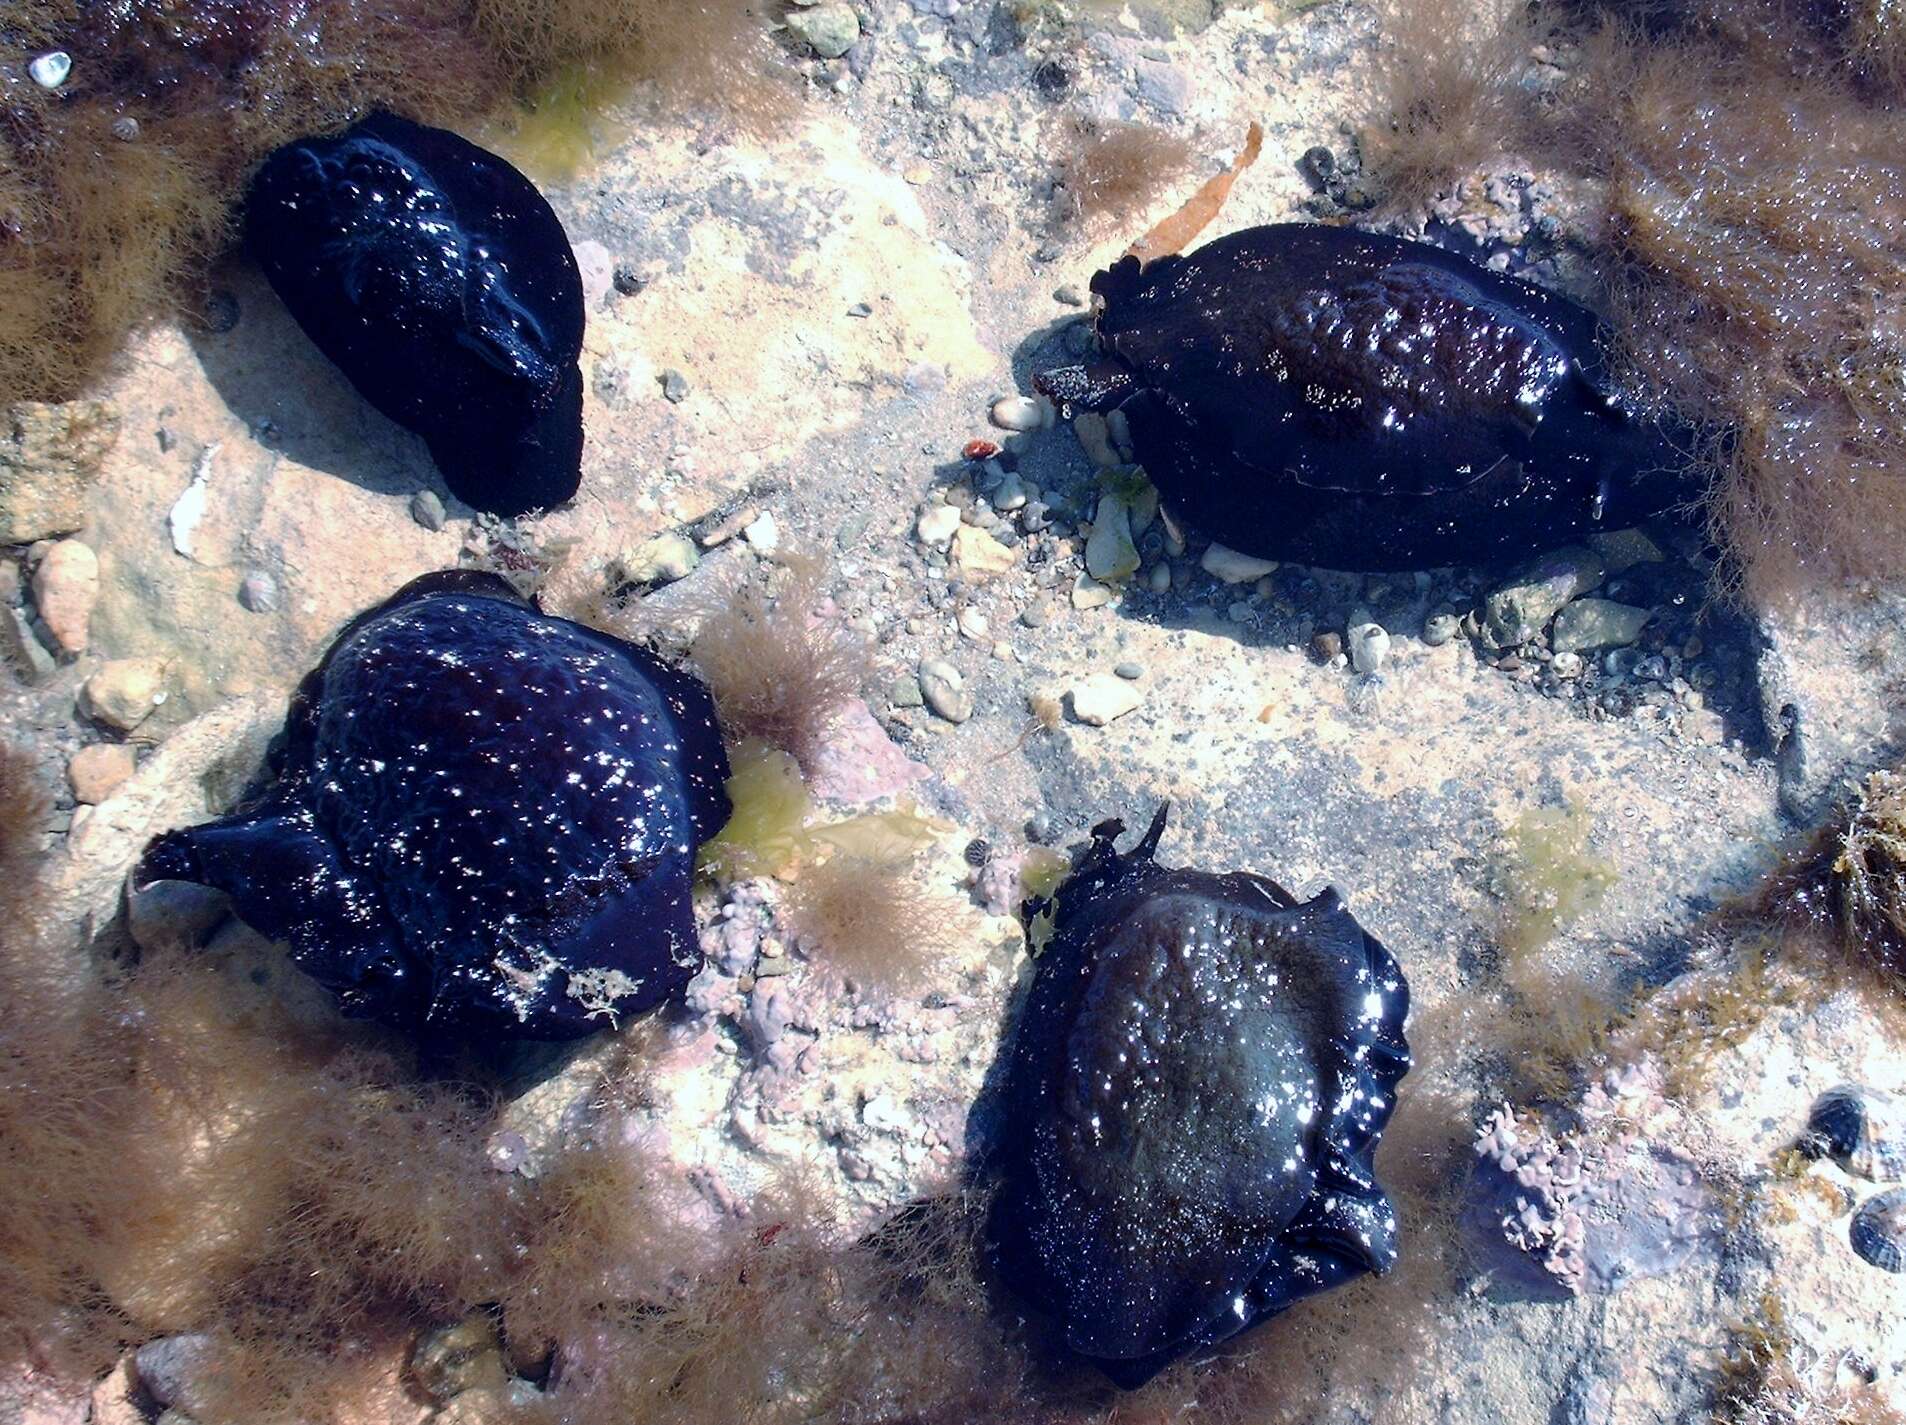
[[246, 111, 586, 518], [985, 806, 1411, 1387], [137, 572, 731, 1040], [1034, 223, 1695, 571]]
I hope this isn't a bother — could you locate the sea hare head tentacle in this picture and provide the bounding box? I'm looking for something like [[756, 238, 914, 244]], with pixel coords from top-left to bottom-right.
[[985, 805, 1411, 1386]]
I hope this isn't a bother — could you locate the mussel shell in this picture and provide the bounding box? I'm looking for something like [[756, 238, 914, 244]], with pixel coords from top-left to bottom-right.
[[1850, 1188, 1906, 1273]]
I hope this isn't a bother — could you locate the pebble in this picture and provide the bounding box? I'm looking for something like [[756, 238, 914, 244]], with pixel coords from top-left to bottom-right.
[[1020, 603, 1051, 629], [1550, 598, 1653, 653], [916, 505, 962, 548], [1483, 546, 1604, 646], [80, 656, 169, 732], [619, 531, 699, 585], [990, 473, 1030, 511], [1200, 543, 1280, 584], [612, 263, 646, 296], [1549, 651, 1584, 679], [410, 489, 447, 530], [1069, 674, 1143, 727], [31, 538, 99, 656], [2, 606, 54, 681], [661, 368, 691, 403], [786, 2, 860, 56], [68, 743, 136, 804], [1084, 494, 1140, 582], [0, 399, 117, 544], [1072, 412, 1121, 468], [1347, 621, 1390, 674], [1423, 612, 1460, 647], [1587, 528, 1666, 573], [1144, 562, 1172, 593], [134, 1334, 214, 1414], [126, 878, 230, 956], [952, 524, 1015, 579], [990, 395, 1051, 432], [237, 569, 279, 613], [919, 659, 974, 723], [957, 608, 989, 640], [742, 511, 780, 554], [28, 50, 71, 88], [1312, 631, 1342, 662], [1071, 572, 1114, 610], [1054, 285, 1085, 306], [1114, 661, 1144, 680], [411, 1316, 509, 1402], [888, 675, 924, 708]]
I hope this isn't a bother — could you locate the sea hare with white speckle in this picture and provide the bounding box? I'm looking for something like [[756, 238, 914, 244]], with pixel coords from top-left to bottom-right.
[[246, 111, 586, 517], [136, 571, 731, 1040], [984, 805, 1411, 1387]]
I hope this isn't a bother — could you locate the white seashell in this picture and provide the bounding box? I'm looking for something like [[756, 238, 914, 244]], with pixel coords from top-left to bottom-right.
[[28, 51, 71, 89]]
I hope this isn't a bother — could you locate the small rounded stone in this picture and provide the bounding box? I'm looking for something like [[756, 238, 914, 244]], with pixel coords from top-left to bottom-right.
[[1423, 612, 1461, 646], [410, 489, 448, 530], [68, 743, 136, 804]]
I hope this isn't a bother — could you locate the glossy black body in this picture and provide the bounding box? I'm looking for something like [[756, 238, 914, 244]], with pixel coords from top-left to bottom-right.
[[985, 807, 1411, 1387], [246, 111, 586, 517], [1034, 224, 1696, 570], [138, 572, 731, 1040]]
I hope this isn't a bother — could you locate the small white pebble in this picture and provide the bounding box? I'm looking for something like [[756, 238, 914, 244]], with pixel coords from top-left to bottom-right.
[[1347, 622, 1390, 674], [28, 51, 71, 89], [990, 395, 1052, 432]]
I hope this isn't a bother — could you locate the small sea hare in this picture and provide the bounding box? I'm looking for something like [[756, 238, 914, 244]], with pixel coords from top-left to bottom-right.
[[1034, 223, 1695, 571], [138, 572, 731, 1040], [247, 111, 586, 517], [985, 806, 1411, 1387]]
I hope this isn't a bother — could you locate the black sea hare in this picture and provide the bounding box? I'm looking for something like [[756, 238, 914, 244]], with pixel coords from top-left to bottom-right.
[[1035, 223, 1695, 571], [138, 572, 731, 1040], [246, 111, 586, 518], [987, 807, 1411, 1387]]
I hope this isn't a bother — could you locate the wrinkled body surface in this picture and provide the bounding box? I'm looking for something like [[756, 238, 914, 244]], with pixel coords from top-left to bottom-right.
[[1035, 224, 1695, 570], [139, 572, 731, 1040], [984, 807, 1412, 1386], [247, 111, 586, 517]]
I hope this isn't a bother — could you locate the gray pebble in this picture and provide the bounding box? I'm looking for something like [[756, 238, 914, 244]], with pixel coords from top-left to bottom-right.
[[661, 368, 691, 403], [410, 489, 447, 530], [918, 659, 974, 723], [1113, 661, 1144, 680], [612, 263, 646, 296], [1423, 612, 1460, 647], [237, 570, 279, 613], [1054, 285, 1085, 307], [889, 675, 925, 709]]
